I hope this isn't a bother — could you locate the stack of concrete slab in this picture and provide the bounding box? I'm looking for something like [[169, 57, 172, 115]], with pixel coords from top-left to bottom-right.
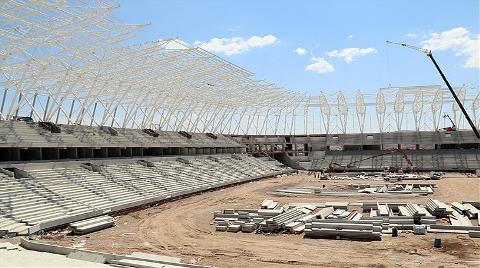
[[448, 210, 472, 226], [214, 208, 273, 233], [402, 203, 437, 225], [426, 198, 454, 218], [451, 202, 479, 219], [260, 199, 279, 209], [362, 202, 436, 230], [258, 207, 312, 233], [69, 215, 115, 234], [214, 201, 316, 234], [427, 224, 480, 234], [461, 203, 479, 219], [345, 183, 436, 195], [213, 199, 479, 240], [304, 219, 382, 240]]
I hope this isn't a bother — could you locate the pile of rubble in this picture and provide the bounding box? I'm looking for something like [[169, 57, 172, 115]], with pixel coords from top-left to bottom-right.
[[213, 199, 480, 241]]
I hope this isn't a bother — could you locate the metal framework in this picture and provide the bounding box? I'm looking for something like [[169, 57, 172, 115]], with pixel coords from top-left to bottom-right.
[[1, 1, 479, 135]]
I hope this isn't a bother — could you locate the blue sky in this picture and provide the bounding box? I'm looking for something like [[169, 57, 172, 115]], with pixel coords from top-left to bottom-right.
[[114, 0, 479, 95]]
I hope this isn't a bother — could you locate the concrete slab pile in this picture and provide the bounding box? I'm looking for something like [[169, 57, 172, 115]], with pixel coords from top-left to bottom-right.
[[452, 202, 479, 219], [304, 220, 382, 241], [427, 224, 480, 234], [214, 199, 480, 241], [259, 207, 313, 233], [69, 215, 115, 235], [426, 198, 454, 218], [327, 172, 436, 181]]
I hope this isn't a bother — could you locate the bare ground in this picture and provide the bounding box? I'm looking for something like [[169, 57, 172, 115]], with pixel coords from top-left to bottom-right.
[[44, 172, 480, 268]]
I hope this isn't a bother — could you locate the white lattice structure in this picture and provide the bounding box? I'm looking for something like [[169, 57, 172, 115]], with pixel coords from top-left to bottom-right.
[[1, 1, 479, 135]]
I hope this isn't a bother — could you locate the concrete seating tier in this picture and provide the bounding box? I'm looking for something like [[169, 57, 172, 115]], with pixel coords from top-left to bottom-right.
[[0, 154, 289, 236], [0, 121, 49, 147], [307, 149, 480, 171], [0, 120, 243, 148]]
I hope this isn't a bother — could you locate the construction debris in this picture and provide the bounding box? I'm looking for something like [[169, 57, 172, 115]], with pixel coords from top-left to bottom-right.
[[213, 198, 480, 241], [325, 171, 442, 181], [271, 183, 437, 197]]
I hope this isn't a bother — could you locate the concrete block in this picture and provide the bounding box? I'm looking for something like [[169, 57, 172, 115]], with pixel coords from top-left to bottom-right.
[[67, 251, 106, 263], [129, 252, 181, 263]]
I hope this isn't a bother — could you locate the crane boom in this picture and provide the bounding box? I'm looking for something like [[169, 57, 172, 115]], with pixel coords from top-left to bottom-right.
[[386, 40, 480, 139]]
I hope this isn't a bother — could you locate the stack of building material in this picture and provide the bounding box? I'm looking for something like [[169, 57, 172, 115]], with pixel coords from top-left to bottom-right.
[[283, 210, 328, 234], [327, 209, 352, 219], [403, 203, 437, 225], [384, 216, 415, 230], [259, 207, 312, 233], [426, 198, 454, 218], [449, 210, 472, 226], [325, 202, 348, 210], [213, 199, 476, 239], [304, 219, 382, 240], [362, 202, 407, 212], [213, 208, 270, 233], [69, 215, 114, 235], [227, 224, 241, 232], [427, 224, 480, 234], [377, 203, 391, 216], [261, 199, 279, 209], [316, 207, 335, 219], [272, 187, 317, 195], [462, 203, 479, 219]]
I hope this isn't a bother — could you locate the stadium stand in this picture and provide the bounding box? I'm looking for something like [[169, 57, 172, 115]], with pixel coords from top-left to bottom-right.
[[0, 121, 243, 161], [302, 149, 480, 171], [0, 154, 291, 236]]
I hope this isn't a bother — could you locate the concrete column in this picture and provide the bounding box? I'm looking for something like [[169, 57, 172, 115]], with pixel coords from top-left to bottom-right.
[[78, 148, 94, 158], [121, 147, 132, 157], [132, 147, 143, 156], [94, 147, 108, 158], [59, 148, 77, 159], [20, 148, 42, 161], [108, 147, 121, 157]]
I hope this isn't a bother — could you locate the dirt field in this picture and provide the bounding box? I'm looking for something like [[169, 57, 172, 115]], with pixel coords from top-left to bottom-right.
[[44, 172, 480, 267]]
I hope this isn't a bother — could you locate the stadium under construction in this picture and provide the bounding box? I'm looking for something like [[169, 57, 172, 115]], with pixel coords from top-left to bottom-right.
[[0, 1, 479, 268]]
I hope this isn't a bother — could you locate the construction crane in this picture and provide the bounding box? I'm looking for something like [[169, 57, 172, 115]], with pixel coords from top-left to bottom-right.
[[329, 148, 414, 172], [386, 41, 480, 139]]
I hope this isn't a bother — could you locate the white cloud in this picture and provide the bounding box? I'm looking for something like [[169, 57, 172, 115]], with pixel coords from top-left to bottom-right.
[[305, 57, 335, 73], [326, 47, 377, 63], [406, 33, 418, 38], [193, 35, 279, 56], [293, 47, 306, 56], [347, 35, 354, 39], [421, 27, 479, 68]]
